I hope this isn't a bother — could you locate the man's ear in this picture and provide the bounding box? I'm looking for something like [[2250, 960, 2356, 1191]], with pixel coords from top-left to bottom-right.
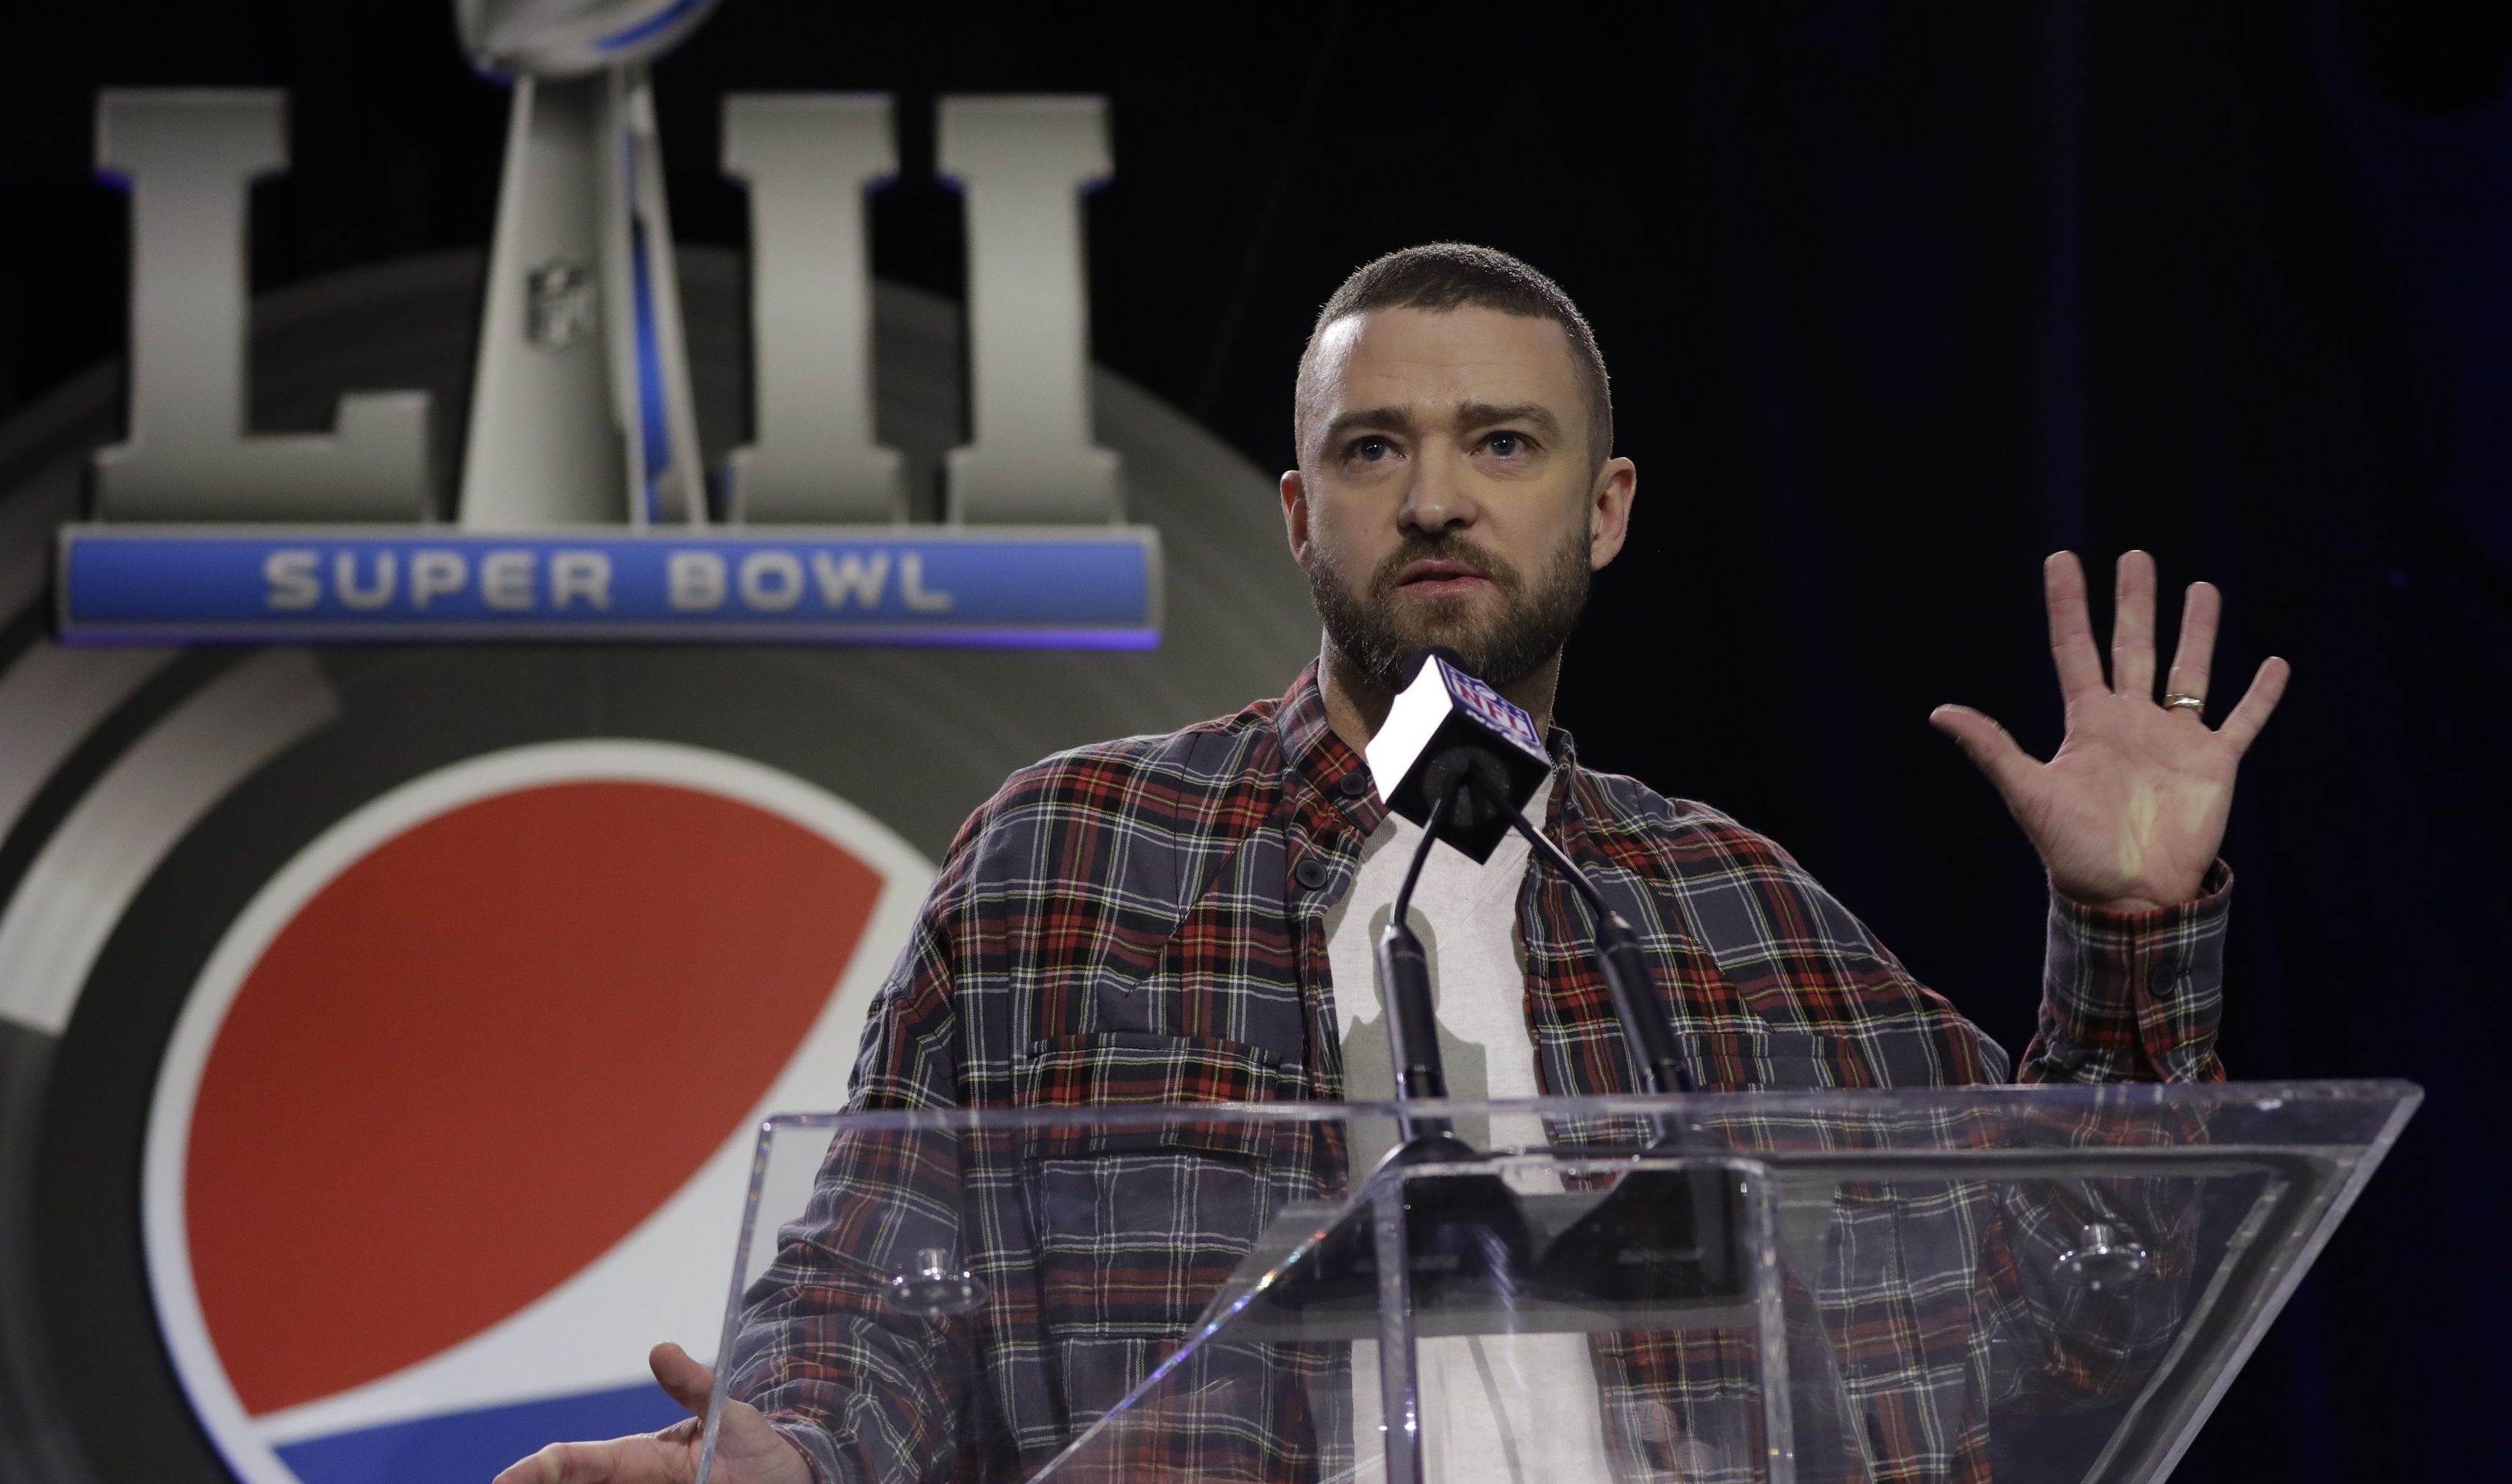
[[1588, 456, 1638, 571], [1281, 469, 1312, 571]]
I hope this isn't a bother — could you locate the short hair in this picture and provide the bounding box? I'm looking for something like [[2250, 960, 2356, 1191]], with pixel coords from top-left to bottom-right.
[[1295, 243, 1613, 468]]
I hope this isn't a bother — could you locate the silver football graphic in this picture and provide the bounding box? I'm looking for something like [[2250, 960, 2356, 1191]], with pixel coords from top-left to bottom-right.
[[455, 0, 725, 78]]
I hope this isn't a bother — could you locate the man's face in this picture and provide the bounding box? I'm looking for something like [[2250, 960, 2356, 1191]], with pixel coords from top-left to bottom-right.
[[1282, 305, 1635, 694]]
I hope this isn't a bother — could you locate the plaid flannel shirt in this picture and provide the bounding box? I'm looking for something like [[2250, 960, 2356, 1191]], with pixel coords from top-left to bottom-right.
[[729, 665, 2231, 1483]]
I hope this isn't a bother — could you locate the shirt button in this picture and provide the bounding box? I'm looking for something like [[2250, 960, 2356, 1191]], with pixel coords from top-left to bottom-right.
[[1337, 771, 1372, 799], [1293, 857, 1332, 891]]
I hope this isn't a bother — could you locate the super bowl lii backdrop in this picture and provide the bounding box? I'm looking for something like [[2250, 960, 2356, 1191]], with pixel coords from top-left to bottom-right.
[[0, 2, 1317, 1481]]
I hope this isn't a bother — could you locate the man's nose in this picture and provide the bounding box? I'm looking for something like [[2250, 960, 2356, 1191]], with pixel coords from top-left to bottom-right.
[[1398, 444, 1481, 534]]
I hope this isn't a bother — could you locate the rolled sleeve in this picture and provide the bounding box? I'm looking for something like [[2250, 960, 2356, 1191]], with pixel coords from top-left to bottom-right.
[[2020, 861, 2231, 1084], [767, 1419, 839, 1484]]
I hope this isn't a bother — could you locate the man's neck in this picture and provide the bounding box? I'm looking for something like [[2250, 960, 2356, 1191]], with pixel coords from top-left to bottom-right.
[[1316, 639, 1562, 755]]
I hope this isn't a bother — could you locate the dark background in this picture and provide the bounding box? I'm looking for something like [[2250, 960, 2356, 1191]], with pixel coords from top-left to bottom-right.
[[4, 1, 2505, 1477]]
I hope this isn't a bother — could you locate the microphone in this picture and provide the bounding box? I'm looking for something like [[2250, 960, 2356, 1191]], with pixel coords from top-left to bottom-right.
[[1265, 654, 1735, 1351], [1364, 650, 1694, 1096], [1367, 650, 1538, 1129], [1284, 716, 1530, 1327], [1358, 655, 1731, 1314], [1265, 652, 1738, 1361]]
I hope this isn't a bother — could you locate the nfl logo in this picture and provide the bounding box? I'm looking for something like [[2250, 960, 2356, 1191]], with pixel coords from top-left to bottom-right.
[[526, 260, 598, 351], [1441, 660, 1551, 766]]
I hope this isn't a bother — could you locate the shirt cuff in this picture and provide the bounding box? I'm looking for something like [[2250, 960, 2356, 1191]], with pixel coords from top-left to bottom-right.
[[2028, 861, 2232, 1084], [766, 1417, 841, 1484]]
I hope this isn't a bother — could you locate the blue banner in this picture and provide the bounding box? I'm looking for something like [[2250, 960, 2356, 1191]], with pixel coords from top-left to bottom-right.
[[55, 526, 1161, 647]]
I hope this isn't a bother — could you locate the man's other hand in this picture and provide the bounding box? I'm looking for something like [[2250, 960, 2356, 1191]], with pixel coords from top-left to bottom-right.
[[490, 1342, 810, 1484], [1931, 550, 2289, 912]]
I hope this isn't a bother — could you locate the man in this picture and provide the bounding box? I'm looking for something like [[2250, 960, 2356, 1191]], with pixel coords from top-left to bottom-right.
[[498, 243, 2285, 1484]]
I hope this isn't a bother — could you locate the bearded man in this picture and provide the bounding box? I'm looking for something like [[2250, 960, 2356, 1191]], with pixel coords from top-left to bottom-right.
[[500, 243, 2287, 1484]]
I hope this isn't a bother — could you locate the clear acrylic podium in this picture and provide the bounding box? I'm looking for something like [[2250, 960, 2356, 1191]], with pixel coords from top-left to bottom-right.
[[698, 1080, 2415, 1483]]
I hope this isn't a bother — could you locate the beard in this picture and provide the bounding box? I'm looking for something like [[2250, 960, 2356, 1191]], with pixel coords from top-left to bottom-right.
[[1309, 523, 1592, 694]]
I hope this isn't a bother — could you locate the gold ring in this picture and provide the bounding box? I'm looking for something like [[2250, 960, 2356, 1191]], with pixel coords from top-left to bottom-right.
[[2163, 692, 2205, 713]]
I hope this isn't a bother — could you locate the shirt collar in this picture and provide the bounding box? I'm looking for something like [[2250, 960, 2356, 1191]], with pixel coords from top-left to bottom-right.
[[1544, 719, 1580, 772], [1274, 662, 1371, 807]]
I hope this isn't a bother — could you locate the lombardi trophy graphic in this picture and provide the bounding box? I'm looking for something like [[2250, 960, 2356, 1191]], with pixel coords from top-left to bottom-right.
[[455, 0, 721, 527], [59, 3, 1167, 646]]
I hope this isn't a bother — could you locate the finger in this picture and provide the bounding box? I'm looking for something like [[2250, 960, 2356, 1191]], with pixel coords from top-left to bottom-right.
[[2163, 581, 2220, 708], [2217, 656, 2290, 753], [492, 1441, 618, 1484], [650, 1341, 713, 1415], [2110, 550, 2158, 697], [1930, 705, 2040, 803], [2041, 552, 2105, 700]]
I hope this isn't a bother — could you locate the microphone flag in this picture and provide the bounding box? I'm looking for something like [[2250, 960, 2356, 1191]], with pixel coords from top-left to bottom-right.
[[1364, 650, 1551, 862]]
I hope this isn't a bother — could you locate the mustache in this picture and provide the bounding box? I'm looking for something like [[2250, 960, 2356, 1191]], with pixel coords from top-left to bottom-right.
[[1367, 534, 1519, 596]]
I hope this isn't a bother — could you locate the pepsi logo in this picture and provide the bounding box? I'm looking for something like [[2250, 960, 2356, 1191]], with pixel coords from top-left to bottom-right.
[[141, 740, 931, 1484]]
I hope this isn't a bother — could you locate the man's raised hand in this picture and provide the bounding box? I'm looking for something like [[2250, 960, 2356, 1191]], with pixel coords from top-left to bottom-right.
[[490, 1342, 809, 1484], [1930, 550, 2289, 912]]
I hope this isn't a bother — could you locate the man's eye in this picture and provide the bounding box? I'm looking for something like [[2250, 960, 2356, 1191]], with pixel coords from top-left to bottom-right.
[[1350, 436, 1394, 463], [1485, 432, 1528, 457]]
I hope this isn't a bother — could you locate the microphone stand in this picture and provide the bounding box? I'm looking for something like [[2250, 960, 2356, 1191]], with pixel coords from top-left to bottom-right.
[[1456, 771, 1749, 1311], [1363, 783, 1540, 1484], [1377, 791, 1465, 1140]]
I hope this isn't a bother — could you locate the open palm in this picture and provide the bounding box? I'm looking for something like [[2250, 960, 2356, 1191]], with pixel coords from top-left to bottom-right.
[[1931, 551, 2289, 912]]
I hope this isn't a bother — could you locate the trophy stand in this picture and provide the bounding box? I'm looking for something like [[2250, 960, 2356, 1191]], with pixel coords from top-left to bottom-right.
[[455, 1, 714, 528]]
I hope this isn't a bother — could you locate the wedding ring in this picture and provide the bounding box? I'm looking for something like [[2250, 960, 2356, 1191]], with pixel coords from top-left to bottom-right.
[[2163, 692, 2206, 713]]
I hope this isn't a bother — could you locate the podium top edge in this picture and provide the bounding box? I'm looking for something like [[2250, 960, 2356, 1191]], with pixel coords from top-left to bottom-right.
[[756, 1077, 2424, 1137]]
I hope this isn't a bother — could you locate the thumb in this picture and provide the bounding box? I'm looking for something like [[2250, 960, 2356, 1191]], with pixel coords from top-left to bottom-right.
[[649, 1342, 713, 1416], [1929, 704, 2037, 804]]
